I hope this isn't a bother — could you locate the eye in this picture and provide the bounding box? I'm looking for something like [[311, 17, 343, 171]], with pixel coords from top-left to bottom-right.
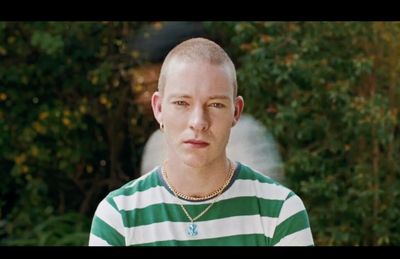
[[172, 100, 188, 106], [209, 103, 225, 108]]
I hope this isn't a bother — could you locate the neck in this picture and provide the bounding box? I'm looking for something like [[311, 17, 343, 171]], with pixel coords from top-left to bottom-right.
[[164, 157, 233, 199]]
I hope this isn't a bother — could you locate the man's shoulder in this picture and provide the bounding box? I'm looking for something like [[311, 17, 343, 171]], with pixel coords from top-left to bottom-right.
[[238, 162, 282, 185], [237, 162, 294, 199], [106, 167, 160, 199]]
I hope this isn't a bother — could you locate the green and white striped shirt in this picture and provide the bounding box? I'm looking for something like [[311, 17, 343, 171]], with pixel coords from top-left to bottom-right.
[[89, 162, 314, 246]]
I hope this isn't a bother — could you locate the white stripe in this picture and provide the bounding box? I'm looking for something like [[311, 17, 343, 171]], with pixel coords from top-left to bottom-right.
[[114, 185, 176, 210], [126, 215, 276, 245], [88, 233, 111, 246], [277, 195, 306, 225], [95, 199, 125, 238], [261, 216, 278, 238], [114, 178, 291, 211], [274, 228, 314, 246], [233, 179, 291, 201]]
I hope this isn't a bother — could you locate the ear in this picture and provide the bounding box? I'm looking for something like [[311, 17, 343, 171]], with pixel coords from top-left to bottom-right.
[[232, 96, 244, 127], [151, 91, 163, 124]]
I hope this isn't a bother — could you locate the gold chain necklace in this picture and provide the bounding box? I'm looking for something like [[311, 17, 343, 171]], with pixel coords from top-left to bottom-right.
[[161, 160, 234, 237], [162, 160, 235, 201]]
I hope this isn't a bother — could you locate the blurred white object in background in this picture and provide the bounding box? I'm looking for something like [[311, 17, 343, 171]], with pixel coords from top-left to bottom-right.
[[140, 114, 284, 182]]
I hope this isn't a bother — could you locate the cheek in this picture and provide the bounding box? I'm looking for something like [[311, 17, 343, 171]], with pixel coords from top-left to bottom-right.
[[213, 121, 233, 139], [167, 114, 185, 124], [164, 112, 186, 133]]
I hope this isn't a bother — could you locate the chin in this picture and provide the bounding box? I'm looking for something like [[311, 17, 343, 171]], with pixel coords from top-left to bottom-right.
[[180, 154, 210, 168]]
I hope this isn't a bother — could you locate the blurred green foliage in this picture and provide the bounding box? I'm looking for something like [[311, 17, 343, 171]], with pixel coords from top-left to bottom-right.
[[1, 22, 399, 246], [2, 213, 90, 245], [0, 22, 154, 245], [206, 22, 400, 245]]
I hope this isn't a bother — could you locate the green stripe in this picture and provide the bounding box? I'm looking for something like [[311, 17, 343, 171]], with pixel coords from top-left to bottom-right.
[[286, 191, 295, 199], [107, 169, 162, 198], [237, 163, 280, 185], [271, 210, 310, 245], [123, 202, 185, 227], [133, 233, 271, 246], [121, 196, 284, 227], [106, 196, 120, 211], [91, 216, 125, 246]]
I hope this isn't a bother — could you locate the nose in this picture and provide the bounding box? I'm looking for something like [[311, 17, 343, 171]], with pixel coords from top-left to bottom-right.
[[189, 106, 209, 132]]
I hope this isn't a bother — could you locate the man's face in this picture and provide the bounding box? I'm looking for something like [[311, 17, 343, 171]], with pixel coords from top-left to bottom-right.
[[152, 60, 243, 168]]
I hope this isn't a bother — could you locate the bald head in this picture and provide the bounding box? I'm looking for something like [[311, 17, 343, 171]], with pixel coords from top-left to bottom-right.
[[158, 38, 238, 98]]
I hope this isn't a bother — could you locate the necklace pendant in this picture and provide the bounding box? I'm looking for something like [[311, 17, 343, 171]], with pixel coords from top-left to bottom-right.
[[187, 223, 198, 236]]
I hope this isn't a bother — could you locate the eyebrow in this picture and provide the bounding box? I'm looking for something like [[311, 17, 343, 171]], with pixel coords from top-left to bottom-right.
[[209, 95, 230, 100], [168, 94, 230, 101], [167, 94, 191, 101]]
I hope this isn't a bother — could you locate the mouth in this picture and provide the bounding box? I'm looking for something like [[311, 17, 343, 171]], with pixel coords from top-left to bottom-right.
[[183, 139, 210, 148]]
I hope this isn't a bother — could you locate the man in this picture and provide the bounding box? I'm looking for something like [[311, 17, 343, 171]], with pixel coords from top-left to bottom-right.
[[89, 37, 314, 246]]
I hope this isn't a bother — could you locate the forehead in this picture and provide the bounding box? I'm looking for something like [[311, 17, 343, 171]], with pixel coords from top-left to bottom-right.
[[164, 60, 234, 98]]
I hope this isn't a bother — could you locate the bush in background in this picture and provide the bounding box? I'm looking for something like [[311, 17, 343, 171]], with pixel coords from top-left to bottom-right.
[[0, 22, 155, 245], [206, 22, 400, 245]]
